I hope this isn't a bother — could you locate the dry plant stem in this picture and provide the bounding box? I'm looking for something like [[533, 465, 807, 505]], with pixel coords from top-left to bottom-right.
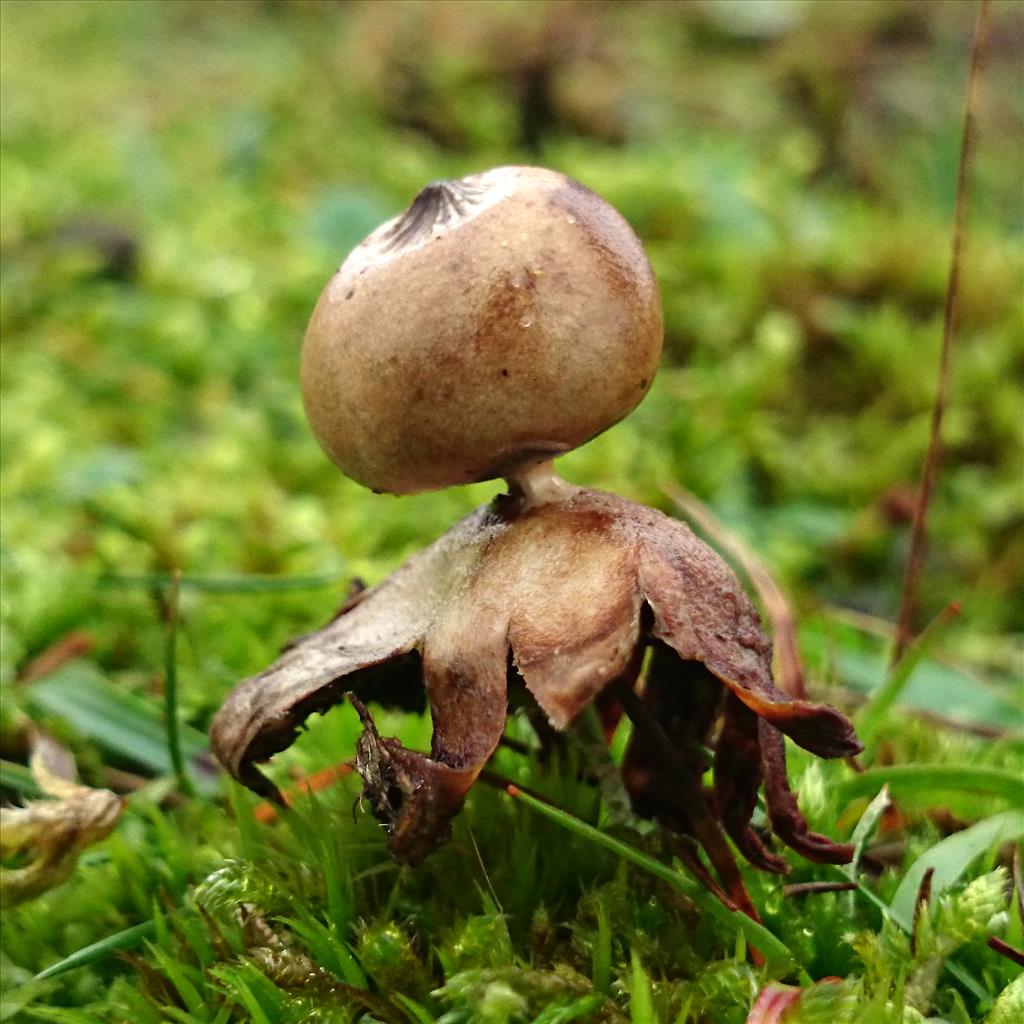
[[892, 0, 992, 664], [477, 767, 547, 801], [16, 630, 93, 685], [782, 881, 858, 897], [253, 763, 355, 824], [663, 482, 807, 700], [986, 936, 1024, 968]]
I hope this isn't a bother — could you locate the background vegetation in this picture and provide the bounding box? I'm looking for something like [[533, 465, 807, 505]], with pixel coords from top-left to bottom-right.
[[1, 1, 1021, 1021]]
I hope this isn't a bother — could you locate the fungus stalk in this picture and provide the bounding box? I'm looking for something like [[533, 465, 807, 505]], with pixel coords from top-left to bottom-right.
[[505, 459, 579, 510]]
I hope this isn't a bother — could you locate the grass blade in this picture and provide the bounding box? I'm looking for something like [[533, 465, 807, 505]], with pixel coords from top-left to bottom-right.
[[629, 952, 657, 1024], [163, 570, 193, 797], [890, 810, 1024, 926], [33, 920, 155, 981], [592, 902, 612, 995], [27, 663, 217, 794], [840, 765, 1024, 807], [391, 993, 436, 1024], [0, 759, 41, 798], [861, 601, 960, 740], [849, 785, 891, 875]]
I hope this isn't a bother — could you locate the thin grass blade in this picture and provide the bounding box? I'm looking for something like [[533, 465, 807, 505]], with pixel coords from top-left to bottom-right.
[[0, 760, 42, 798], [26, 663, 217, 794], [629, 952, 657, 1024], [841, 766, 1024, 807], [163, 570, 193, 797], [861, 602, 960, 740], [33, 920, 155, 981], [849, 785, 891, 875]]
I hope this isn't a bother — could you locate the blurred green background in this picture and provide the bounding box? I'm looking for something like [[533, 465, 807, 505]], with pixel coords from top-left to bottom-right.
[[2, 0, 1022, 761]]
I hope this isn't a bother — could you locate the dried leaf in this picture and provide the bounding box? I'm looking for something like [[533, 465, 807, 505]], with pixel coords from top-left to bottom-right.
[[0, 737, 122, 906]]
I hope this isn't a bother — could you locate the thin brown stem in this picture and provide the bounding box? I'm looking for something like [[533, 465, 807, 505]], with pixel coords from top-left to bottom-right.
[[478, 768, 547, 803], [783, 881, 858, 898], [892, 0, 992, 664], [1013, 844, 1023, 925], [16, 631, 93, 685], [986, 936, 1024, 968]]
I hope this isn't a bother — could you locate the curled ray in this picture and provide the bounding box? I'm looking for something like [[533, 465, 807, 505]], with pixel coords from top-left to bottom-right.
[[212, 488, 862, 873]]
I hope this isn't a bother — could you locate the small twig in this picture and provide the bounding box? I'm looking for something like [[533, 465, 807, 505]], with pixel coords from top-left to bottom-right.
[[986, 936, 1024, 968], [782, 881, 858, 898], [103, 766, 155, 794], [163, 569, 193, 797], [892, 0, 992, 664], [663, 483, 806, 699], [467, 825, 503, 914]]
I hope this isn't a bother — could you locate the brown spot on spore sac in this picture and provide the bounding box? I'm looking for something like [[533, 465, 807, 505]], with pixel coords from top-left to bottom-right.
[[501, 369, 509, 377], [639, 378, 648, 389], [345, 289, 355, 300], [471, 270, 538, 352], [547, 181, 651, 315]]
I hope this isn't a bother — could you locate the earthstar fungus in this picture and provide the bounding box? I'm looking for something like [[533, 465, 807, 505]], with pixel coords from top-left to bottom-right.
[[211, 166, 862, 913]]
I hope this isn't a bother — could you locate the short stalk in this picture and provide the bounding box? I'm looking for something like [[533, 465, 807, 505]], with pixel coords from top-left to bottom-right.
[[505, 459, 579, 510]]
